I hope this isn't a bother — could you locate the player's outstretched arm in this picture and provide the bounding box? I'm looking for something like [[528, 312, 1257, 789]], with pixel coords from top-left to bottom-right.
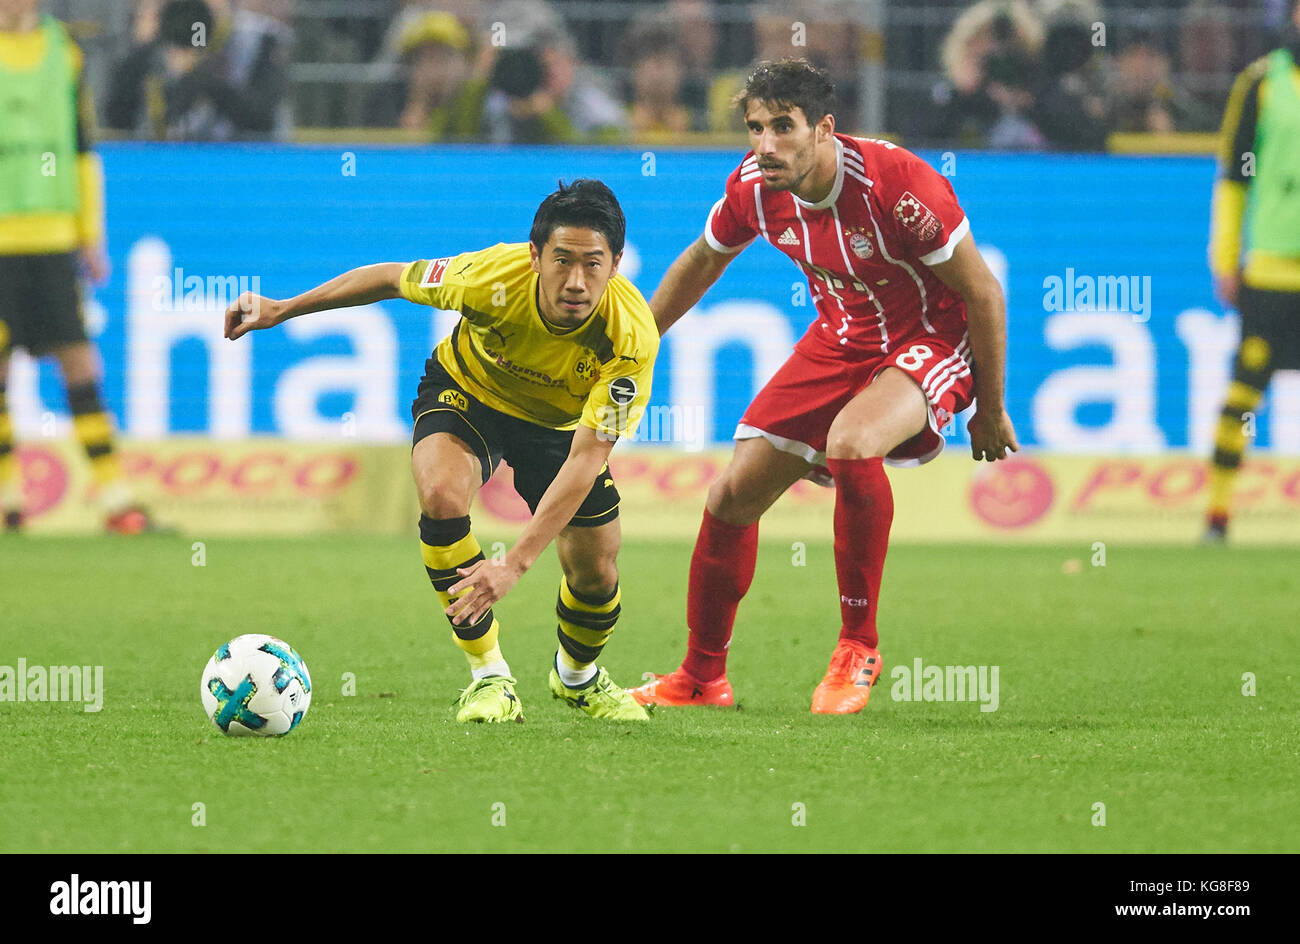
[[927, 233, 1019, 462], [445, 426, 616, 626], [223, 262, 407, 340], [650, 236, 735, 335]]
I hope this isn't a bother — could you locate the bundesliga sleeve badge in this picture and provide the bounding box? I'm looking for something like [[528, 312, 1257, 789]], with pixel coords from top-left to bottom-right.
[[419, 257, 451, 287], [893, 191, 943, 242]]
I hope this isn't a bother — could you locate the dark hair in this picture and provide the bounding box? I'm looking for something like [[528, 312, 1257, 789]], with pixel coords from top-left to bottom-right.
[[530, 179, 626, 257], [160, 0, 213, 48], [734, 57, 836, 125]]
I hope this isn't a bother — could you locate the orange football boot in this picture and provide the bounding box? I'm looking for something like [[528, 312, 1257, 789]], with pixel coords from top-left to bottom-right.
[[105, 505, 165, 535], [810, 641, 883, 714], [629, 668, 734, 707]]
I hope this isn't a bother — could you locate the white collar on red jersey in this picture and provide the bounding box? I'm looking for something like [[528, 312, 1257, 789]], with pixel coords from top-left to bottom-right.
[[791, 136, 846, 211]]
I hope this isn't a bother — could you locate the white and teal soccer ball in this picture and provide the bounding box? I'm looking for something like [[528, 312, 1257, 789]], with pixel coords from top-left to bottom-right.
[[200, 634, 312, 737]]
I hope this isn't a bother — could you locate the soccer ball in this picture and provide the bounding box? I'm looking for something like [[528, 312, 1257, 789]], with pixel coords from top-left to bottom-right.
[[200, 634, 312, 737]]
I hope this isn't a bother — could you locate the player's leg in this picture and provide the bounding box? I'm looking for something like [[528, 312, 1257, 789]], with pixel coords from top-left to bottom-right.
[[812, 366, 929, 714], [636, 344, 861, 707], [411, 428, 522, 722], [1204, 286, 1279, 542], [503, 420, 645, 719], [553, 516, 621, 687], [546, 516, 646, 719], [686, 436, 812, 675], [52, 344, 157, 534], [33, 248, 153, 531], [52, 341, 125, 514], [631, 436, 812, 706]]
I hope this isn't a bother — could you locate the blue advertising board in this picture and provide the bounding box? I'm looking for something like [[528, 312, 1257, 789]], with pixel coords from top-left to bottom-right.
[[9, 144, 1295, 454]]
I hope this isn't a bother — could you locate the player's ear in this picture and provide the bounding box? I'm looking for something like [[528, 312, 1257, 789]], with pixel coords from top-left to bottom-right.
[[610, 250, 623, 275], [818, 112, 835, 142], [528, 241, 541, 274]]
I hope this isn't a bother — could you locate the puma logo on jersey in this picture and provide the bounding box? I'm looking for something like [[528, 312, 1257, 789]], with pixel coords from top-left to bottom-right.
[[777, 227, 800, 246]]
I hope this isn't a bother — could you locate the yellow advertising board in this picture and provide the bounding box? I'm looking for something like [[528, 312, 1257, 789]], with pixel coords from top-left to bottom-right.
[[9, 440, 1300, 544]]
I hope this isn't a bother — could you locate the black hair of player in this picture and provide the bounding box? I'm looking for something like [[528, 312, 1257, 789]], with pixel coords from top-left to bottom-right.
[[530, 179, 626, 258], [734, 58, 836, 126]]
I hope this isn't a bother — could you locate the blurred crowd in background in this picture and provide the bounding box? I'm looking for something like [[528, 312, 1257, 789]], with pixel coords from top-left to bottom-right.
[[35, 0, 1300, 148]]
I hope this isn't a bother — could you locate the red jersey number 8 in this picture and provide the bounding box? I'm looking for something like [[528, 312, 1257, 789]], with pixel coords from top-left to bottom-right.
[[896, 344, 934, 371]]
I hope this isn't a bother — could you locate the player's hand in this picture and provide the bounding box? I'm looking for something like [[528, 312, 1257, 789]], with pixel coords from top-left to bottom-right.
[[446, 558, 524, 627], [224, 293, 283, 340], [78, 245, 110, 285], [1214, 272, 1240, 309], [967, 407, 1019, 462]]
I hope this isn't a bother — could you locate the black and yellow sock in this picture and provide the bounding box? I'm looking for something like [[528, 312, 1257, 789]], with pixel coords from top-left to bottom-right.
[[419, 514, 506, 674], [555, 577, 621, 677], [1208, 335, 1272, 526], [66, 381, 128, 509], [0, 381, 18, 512]]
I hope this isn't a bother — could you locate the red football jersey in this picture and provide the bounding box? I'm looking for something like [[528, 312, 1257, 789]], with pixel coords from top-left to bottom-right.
[[704, 133, 971, 359]]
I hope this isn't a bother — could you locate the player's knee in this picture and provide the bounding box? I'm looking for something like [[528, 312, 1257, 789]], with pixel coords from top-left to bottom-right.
[[53, 344, 99, 387], [564, 557, 618, 599], [826, 419, 888, 460], [706, 476, 763, 525], [417, 478, 471, 519]]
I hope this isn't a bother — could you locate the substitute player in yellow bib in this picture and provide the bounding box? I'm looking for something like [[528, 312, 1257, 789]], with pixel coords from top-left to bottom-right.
[[225, 180, 657, 722], [1204, 0, 1300, 543], [0, 0, 159, 533]]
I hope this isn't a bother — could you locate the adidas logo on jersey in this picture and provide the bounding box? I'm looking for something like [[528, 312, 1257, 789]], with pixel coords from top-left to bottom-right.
[[777, 227, 800, 246]]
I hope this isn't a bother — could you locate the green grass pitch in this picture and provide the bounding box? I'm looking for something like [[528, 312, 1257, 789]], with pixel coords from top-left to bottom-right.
[[1, 535, 1296, 853]]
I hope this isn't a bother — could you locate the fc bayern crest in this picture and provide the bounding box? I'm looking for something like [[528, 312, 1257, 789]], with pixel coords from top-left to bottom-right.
[[849, 232, 874, 259]]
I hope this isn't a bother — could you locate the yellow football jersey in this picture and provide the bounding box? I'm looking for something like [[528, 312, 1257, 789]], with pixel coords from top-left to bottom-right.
[[400, 242, 658, 437]]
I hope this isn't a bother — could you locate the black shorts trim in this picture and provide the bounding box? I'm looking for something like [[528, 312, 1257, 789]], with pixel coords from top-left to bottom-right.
[[564, 501, 620, 528]]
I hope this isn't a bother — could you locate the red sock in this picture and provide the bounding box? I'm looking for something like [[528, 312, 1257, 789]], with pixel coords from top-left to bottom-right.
[[681, 509, 758, 682], [826, 457, 893, 650]]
